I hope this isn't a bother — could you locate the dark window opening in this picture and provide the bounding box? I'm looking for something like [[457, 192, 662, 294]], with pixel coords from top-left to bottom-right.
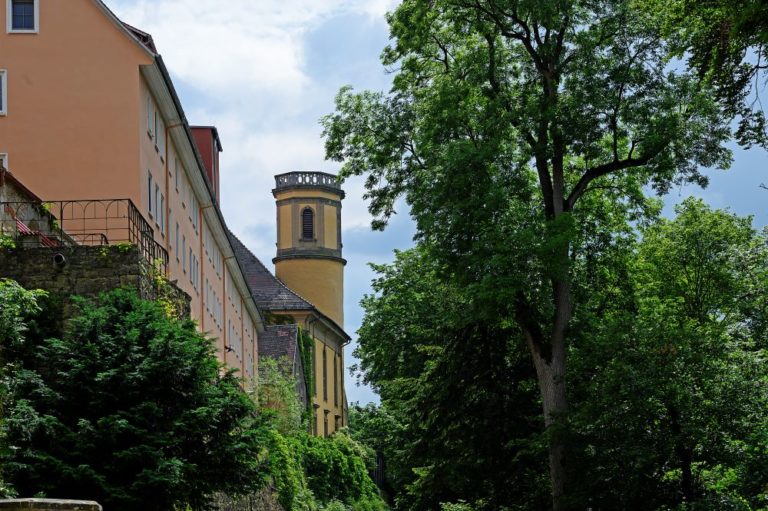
[[322, 347, 328, 401], [333, 354, 338, 407], [12, 0, 35, 31], [301, 207, 314, 240]]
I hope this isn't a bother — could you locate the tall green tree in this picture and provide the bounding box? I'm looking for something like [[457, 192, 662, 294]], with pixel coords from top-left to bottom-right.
[[2, 288, 265, 511], [352, 247, 546, 510], [322, 1, 731, 507], [568, 198, 768, 508]]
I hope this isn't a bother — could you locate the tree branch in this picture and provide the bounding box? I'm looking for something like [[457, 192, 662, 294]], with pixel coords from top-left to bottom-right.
[[483, 32, 538, 148], [566, 151, 661, 210]]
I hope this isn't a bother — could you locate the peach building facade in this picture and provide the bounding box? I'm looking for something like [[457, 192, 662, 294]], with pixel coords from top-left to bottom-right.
[[0, 0, 263, 379]]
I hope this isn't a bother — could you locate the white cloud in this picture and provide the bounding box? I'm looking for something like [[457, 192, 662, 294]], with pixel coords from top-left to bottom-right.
[[108, 0, 395, 99]]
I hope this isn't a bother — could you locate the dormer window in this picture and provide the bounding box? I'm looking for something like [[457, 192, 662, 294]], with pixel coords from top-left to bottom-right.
[[7, 0, 38, 33], [301, 207, 315, 240]]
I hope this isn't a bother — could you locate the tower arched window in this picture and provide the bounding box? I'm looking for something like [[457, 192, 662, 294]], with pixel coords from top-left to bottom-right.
[[301, 207, 315, 240]]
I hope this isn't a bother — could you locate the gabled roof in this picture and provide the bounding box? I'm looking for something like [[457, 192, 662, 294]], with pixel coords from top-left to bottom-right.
[[121, 22, 157, 53], [0, 166, 43, 203], [228, 230, 314, 311], [91, 0, 157, 56], [228, 230, 351, 341]]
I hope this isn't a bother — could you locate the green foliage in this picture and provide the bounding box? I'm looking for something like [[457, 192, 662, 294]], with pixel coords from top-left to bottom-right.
[[634, 0, 768, 147], [298, 328, 315, 403], [257, 354, 386, 511], [259, 357, 305, 437], [262, 428, 315, 511], [0, 235, 16, 250], [0, 279, 46, 498], [1, 287, 266, 510], [568, 199, 768, 508], [350, 200, 768, 509], [299, 430, 381, 507], [352, 247, 547, 511], [440, 503, 479, 511], [323, 1, 734, 505]]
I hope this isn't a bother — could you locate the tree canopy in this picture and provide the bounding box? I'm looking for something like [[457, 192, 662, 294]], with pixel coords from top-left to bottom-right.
[[322, 0, 734, 507], [2, 288, 265, 510]]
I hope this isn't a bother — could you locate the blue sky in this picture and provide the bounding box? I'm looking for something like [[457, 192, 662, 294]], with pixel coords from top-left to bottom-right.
[[105, 0, 767, 405]]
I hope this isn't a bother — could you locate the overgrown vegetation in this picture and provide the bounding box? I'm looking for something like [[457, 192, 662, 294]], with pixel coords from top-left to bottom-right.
[[259, 356, 386, 511], [0, 286, 385, 511], [1, 288, 265, 510]]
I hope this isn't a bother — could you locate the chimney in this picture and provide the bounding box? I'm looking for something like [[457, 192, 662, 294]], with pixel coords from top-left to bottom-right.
[[191, 126, 223, 203]]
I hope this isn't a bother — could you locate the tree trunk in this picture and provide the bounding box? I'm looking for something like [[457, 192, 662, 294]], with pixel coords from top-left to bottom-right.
[[668, 405, 695, 503], [525, 316, 569, 511]]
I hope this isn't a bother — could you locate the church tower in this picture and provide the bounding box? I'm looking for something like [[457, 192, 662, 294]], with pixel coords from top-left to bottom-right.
[[272, 172, 345, 327]]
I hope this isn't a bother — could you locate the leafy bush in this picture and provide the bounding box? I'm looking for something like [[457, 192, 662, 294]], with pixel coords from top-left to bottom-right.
[[258, 356, 385, 511], [2, 287, 266, 510], [299, 430, 382, 507], [0, 279, 45, 498]]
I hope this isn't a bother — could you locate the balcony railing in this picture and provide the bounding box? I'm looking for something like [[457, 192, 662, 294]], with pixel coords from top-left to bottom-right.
[[0, 199, 168, 273], [274, 171, 342, 190]]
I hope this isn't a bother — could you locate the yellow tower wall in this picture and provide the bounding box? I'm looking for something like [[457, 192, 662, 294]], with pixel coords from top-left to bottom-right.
[[275, 258, 345, 328]]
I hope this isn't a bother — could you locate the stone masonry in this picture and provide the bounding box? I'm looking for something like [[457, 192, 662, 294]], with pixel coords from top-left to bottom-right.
[[0, 245, 190, 319]]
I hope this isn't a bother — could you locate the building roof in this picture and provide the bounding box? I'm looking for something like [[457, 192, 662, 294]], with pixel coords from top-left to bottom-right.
[[120, 21, 157, 53], [0, 166, 43, 203], [228, 230, 314, 311], [227, 230, 351, 341]]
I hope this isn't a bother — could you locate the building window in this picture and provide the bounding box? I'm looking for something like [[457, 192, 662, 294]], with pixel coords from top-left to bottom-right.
[[323, 410, 329, 438], [175, 223, 180, 261], [182, 236, 187, 272], [174, 158, 180, 191], [159, 195, 165, 235], [147, 172, 153, 216], [7, 0, 38, 33], [334, 353, 338, 407], [301, 207, 314, 240], [0, 69, 6, 116], [322, 347, 328, 402], [0, 153, 7, 169], [154, 185, 160, 221], [146, 96, 153, 139], [157, 115, 166, 160]]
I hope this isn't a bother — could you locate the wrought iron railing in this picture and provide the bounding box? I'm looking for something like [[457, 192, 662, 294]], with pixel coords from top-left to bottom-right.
[[274, 171, 341, 190], [0, 199, 168, 273]]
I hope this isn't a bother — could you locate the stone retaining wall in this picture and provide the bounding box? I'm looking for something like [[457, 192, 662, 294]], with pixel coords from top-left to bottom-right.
[[0, 245, 190, 319]]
